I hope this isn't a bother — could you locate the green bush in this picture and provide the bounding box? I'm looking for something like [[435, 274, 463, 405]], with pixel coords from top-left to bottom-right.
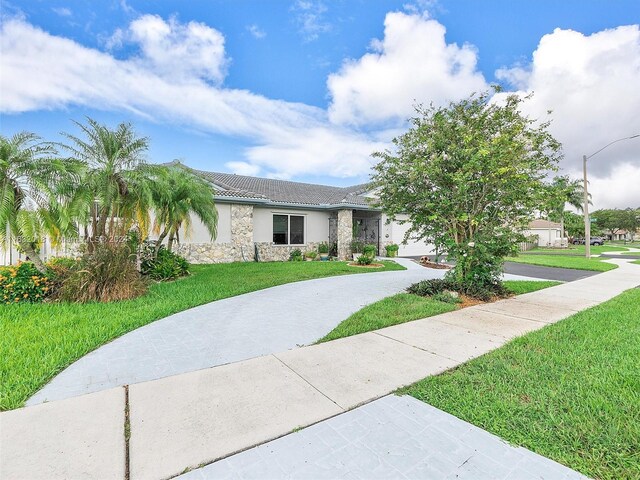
[[56, 243, 147, 303], [407, 277, 508, 301], [385, 244, 399, 257], [0, 262, 51, 304], [363, 244, 377, 257], [357, 254, 373, 265], [45, 257, 77, 290], [318, 242, 330, 254], [351, 240, 364, 254], [431, 291, 462, 304], [140, 244, 189, 281], [289, 249, 303, 261]]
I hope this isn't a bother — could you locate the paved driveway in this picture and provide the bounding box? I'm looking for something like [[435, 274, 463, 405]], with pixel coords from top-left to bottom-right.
[[28, 259, 537, 405]]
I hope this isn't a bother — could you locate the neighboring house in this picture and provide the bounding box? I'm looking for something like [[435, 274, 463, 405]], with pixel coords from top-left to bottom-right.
[[170, 163, 435, 263], [605, 230, 634, 241], [523, 219, 563, 247]]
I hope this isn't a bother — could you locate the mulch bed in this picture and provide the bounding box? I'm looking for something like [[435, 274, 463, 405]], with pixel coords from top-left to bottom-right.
[[347, 263, 385, 268], [418, 257, 451, 270]]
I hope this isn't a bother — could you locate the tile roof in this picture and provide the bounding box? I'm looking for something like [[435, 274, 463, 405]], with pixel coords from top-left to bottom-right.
[[528, 219, 562, 229], [167, 161, 374, 208]]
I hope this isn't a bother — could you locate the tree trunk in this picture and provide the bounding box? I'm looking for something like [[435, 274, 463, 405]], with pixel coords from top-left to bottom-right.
[[167, 232, 175, 253], [18, 240, 46, 272], [560, 216, 565, 248], [154, 227, 169, 258]]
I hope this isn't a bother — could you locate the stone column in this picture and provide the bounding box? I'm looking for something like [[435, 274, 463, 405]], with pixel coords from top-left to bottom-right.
[[231, 204, 255, 261], [337, 209, 353, 261]]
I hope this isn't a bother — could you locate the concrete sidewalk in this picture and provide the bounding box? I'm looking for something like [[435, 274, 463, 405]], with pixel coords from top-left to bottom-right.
[[2, 259, 639, 480]]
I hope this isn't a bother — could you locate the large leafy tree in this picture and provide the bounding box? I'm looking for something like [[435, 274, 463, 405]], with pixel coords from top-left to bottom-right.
[[60, 118, 152, 250], [372, 90, 562, 288], [150, 165, 218, 255], [592, 208, 639, 239], [0, 133, 80, 271]]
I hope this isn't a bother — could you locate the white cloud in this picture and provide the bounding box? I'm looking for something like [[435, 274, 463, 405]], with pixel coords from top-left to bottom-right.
[[0, 17, 382, 179], [126, 15, 229, 84], [496, 25, 640, 208], [291, 0, 331, 42], [246, 24, 266, 39], [225, 161, 262, 176], [52, 7, 72, 17], [327, 11, 487, 126]]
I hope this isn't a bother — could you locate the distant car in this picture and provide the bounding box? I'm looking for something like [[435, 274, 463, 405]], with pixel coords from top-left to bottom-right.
[[572, 237, 605, 246]]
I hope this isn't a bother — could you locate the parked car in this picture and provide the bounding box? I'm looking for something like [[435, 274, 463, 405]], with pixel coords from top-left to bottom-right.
[[572, 237, 605, 246]]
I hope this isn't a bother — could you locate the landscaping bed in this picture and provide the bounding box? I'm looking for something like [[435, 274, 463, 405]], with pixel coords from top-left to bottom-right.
[[402, 288, 640, 480], [0, 260, 403, 410]]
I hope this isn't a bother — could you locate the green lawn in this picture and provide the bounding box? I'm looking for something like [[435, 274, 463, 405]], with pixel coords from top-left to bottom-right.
[[528, 245, 632, 255], [0, 260, 404, 411], [316, 280, 560, 343], [506, 254, 617, 271], [633, 260, 640, 266], [403, 288, 640, 480]]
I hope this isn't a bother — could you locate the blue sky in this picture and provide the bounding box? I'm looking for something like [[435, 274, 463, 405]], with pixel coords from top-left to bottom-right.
[[1, 0, 639, 207]]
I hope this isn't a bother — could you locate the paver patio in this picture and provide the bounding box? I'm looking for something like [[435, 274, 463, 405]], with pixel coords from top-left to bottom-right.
[[2, 258, 638, 479]]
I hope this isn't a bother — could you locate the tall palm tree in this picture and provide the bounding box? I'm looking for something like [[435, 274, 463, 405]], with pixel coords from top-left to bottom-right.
[[0, 133, 80, 271], [150, 165, 218, 256], [60, 118, 151, 250], [548, 175, 591, 241]]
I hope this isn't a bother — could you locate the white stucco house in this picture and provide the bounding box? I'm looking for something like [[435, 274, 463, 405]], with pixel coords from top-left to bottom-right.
[[0, 163, 435, 265], [522, 219, 564, 247], [169, 163, 435, 263]]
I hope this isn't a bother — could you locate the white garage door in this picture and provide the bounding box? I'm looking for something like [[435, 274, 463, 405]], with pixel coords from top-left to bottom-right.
[[392, 220, 435, 257]]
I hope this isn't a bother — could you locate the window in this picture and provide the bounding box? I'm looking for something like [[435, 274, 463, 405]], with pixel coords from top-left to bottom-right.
[[273, 214, 305, 245]]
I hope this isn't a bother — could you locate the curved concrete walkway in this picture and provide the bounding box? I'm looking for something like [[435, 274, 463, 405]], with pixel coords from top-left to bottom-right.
[[28, 259, 538, 405]]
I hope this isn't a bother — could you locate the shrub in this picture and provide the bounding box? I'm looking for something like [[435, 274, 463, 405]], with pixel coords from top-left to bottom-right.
[[357, 254, 373, 265], [0, 262, 51, 304], [363, 244, 377, 257], [304, 251, 317, 260], [45, 257, 78, 292], [140, 243, 189, 281], [385, 244, 399, 257], [56, 243, 147, 303], [318, 242, 329, 254], [407, 277, 509, 301], [432, 291, 462, 304], [289, 249, 303, 261]]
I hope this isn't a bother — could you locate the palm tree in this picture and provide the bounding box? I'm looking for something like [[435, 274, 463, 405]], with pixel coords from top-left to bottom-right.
[[60, 118, 151, 250], [0, 133, 80, 271], [548, 176, 591, 242], [150, 165, 218, 256]]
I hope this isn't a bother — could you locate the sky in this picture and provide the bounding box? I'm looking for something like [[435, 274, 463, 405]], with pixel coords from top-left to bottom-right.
[[1, 0, 639, 209]]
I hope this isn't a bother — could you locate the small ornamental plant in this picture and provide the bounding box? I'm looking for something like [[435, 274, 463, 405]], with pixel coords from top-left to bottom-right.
[[362, 244, 377, 258], [0, 262, 51, 304], [385, 244, 399, 257], [318, 242, 330, 254]]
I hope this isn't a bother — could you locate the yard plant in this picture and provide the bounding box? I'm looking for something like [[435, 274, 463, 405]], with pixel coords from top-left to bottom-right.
[[372, 89, 561, 295]]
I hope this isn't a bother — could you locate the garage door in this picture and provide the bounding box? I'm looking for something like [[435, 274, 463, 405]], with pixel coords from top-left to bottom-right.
[[392, 220, 435, 257]]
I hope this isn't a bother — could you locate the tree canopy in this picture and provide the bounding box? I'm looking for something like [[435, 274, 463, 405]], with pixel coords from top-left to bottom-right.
[[372, 90, 562, 287]]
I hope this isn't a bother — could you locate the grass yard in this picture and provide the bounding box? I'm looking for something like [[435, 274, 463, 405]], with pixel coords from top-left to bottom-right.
[[506, 253, 617, 271], [0, 260, 404, 410], [403, 288, 640, 480], [316, 280, 560, 343], [633, 260, 640, 265], [527, 245, 632, 255]]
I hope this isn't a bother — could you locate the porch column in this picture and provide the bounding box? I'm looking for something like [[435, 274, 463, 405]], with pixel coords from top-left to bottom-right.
[[337, 209, 353, 261]]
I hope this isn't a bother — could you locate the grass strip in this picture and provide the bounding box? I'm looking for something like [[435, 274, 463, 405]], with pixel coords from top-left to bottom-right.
[[316, 280, 560, 344], [0, 260, 403, 410], [506, 254, 616, 272], [402, 288, 640, 480]]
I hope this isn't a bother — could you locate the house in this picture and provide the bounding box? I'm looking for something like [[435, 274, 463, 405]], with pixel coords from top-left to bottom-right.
[[523, 219, 563, 247], [0, 164, 436, 266], [169, 163, 435, 263]]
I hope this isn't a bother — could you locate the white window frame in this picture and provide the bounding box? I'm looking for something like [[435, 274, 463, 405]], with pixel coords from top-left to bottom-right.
[[272, 213, 306, 246]]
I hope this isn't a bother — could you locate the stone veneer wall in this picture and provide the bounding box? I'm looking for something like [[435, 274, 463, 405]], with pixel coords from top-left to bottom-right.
[[337, 209, 353, 260], [255, 242, 323, 262]]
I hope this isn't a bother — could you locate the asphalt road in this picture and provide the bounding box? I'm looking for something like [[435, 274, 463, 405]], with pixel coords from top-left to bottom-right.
[[402, 256, 600, 282]]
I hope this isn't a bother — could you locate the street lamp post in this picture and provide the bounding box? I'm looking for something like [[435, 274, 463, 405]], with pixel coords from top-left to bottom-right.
[[583, 134, 640, 259]]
